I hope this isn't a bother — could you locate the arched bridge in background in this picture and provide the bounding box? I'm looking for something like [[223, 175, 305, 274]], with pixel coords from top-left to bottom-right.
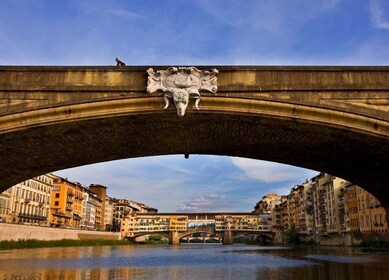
[[0, 66, 388, 204], [120, 212, 272, 245]]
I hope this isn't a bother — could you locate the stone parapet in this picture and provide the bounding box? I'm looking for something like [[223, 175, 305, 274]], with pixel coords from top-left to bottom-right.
[[0, 223, 120, 241]]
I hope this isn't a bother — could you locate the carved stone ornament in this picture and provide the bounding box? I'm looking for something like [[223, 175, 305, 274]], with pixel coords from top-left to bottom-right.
[[147, 67, 218, 117]]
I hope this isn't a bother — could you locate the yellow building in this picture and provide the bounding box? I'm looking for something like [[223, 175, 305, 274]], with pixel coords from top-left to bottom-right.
[[169, 216, 188, 231], [356, 185, 387, 236], [49, 176, 84, 228], [120, 213, 170, 238]]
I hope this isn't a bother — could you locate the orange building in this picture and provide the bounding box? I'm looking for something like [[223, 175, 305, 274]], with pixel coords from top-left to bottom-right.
[[49, 176, 84, 228], [345, 182, 387, 238]]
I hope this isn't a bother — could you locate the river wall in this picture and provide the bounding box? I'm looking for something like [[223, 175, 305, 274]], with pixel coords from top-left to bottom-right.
[[0, 223, 121, 241], [274, 233, 360, 246], [300, 233, 359, 246]]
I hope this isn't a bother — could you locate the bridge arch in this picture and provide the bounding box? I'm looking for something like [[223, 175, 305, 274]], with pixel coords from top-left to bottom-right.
[[178, 229, 222, 240], [125, 232, 170, 242], [0, 66, 388, 205]]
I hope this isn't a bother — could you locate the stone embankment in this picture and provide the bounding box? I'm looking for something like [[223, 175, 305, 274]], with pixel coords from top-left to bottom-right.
[[0, 223, 120, 241]]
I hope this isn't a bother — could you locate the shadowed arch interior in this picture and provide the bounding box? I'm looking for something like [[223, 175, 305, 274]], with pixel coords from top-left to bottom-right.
[[0, 107, 387, 204]]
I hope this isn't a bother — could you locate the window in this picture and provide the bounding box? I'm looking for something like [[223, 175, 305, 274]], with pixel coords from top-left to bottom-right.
[[54, 201, 59, 206], [55, 193, 60, 198]]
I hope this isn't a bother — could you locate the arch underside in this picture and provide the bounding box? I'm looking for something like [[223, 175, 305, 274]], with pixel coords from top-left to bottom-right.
[[0, 97, 388, 205], [178, 230, 220, 240]]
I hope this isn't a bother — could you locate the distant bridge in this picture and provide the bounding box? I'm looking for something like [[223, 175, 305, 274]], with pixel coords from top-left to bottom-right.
[[120, 212, 273, 245]]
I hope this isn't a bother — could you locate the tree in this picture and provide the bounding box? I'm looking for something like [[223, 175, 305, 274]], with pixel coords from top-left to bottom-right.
[[285, 223, 300, 245]]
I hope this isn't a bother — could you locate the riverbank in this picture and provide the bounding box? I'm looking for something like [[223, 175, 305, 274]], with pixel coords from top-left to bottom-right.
[[0, 239, 132, 250], [0, 223, 120, 241]]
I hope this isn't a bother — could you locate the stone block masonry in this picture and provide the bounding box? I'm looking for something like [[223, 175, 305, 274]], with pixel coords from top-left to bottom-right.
[[0, 223, 120, 241]]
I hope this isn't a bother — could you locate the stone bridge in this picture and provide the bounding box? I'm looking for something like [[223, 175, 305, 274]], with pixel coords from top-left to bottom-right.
[[127, 228, 270, 245], [128, 229, 222, 244], [120, 212, 272, 245], [0, 66, 388, 204]]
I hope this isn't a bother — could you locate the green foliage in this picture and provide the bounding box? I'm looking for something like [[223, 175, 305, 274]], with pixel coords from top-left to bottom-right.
[[189, 238, 204, 243], [144, 234, 167, 244], [205, 239, 220, 243], [0, 239, 131, 250], [285, 224, 301, 245], [147, 234, 162, 242]]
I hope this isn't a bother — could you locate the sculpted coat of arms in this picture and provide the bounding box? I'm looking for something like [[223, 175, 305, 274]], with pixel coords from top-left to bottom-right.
[[147, 67, 219, 117]]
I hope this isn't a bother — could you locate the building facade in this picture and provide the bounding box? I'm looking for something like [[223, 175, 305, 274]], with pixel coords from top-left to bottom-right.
[[49, 176, 84, 228], [80, 188, 103, 230], [356, 185, 387, 237], [104, 197, 115, 231], [88, 184, 107, 231], [254, 173, 388, 244], [1, 174, 54, 225]]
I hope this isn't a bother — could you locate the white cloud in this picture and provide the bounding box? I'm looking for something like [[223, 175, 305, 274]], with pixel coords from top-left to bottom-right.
[[55, 155, 235, 212], [370, 0, 389, 29], [55, 156, 317, 212], [230, 157, 316, 183], [177, 194, 228, 212]]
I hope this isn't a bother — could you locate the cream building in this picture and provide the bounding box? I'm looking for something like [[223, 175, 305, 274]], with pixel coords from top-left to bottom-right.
[[113, 199, 158, 232], [0, 188, 11, 222], [80, 188, 102, 230], [5, 174, 54, 225], [214, 214, 271, 232], [120, 213, 171, 238], [104, 197, 115, 231], [253, 193, 283, 214], [311, 173, 346, 236]]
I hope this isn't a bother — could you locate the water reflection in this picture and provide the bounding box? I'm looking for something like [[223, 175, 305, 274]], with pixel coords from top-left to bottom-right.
[[0, 245, 388, 280]]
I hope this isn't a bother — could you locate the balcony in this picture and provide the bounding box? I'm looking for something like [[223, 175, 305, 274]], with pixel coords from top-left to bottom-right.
[[73, 213, 82, 221], [52, 210, 71, 219], [18, 213, 47, 221]]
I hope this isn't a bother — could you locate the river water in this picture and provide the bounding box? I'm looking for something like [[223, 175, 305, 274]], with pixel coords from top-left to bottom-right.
[[0, 244, 388, 280]]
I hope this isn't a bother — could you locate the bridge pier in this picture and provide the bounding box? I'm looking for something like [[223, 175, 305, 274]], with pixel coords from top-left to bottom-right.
[[169, 231, 180, 245], [223, 230, 234, 245]]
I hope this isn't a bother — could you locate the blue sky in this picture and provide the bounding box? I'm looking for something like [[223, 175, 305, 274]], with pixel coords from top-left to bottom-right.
[[1, 0, 388, 212]]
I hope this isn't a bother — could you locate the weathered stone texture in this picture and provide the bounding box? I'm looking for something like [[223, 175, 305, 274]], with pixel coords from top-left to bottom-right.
[[0, 66, 388, 205], [0, 223, 120, 241]]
